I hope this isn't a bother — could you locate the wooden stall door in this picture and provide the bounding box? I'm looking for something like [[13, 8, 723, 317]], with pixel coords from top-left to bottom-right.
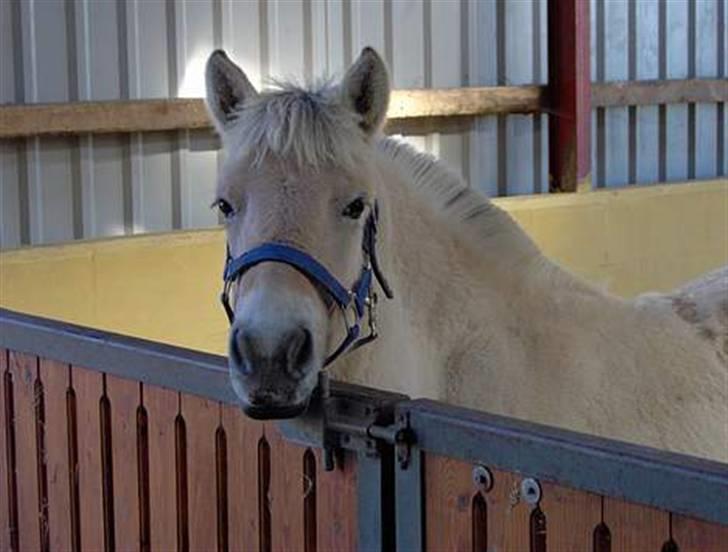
[[422, 452, 728, 552], [0, 348, 362, 552]]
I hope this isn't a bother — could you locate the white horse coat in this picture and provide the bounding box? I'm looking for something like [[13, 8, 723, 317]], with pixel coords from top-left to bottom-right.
[[205, 48, 728, 462]]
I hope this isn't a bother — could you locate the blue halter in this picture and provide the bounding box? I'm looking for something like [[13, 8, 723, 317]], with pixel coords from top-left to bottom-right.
[[221, 204, 393, 366]]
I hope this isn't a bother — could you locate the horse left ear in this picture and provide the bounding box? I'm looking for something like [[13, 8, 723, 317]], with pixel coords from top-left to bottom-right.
[[205, 50, 258, 134], [340, 47, 390, 136]]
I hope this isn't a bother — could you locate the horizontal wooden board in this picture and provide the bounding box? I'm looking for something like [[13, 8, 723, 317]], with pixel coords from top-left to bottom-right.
[[592, 79, 728, 108], [2, 79, 723, 138]]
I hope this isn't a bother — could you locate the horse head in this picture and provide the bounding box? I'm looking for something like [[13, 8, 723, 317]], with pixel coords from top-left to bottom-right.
[[205, 47, 392, 419]]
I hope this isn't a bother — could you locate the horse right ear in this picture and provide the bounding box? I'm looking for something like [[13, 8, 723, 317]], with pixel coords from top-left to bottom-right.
[[340, 47, 390, 136], [205, 50, 258, 134]]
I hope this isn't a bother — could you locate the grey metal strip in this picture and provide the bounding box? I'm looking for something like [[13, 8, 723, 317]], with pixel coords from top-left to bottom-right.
[[402, 399, 728, 526], [357, 452, 384, 552], [395, 444, 423, 551], [0, 307, 238, 404], [0, 307, 403, 411]]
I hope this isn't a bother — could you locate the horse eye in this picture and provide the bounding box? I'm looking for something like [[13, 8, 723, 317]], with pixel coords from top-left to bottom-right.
[[342, 198, 366, 220], [216, 199, 235, 218]]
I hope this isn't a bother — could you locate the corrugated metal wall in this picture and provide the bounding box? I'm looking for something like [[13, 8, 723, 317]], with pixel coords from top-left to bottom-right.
[[0, 0, 726, 249]]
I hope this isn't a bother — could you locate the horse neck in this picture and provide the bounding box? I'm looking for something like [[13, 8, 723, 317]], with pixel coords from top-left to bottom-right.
[[379, 153, 556, 307], [356, 155, 567, 387]]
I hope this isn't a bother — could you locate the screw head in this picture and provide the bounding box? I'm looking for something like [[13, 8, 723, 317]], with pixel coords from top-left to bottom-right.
[[472, 465, 493, 492], [520, 478, 541, 505]]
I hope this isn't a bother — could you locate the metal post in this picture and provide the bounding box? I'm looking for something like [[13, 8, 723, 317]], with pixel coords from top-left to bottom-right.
[[395, 445, 423, 551], [547, 0, 592, 192], [357, 451, 384, 552]]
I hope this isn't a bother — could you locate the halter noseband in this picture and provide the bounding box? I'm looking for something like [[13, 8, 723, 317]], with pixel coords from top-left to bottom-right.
[[220, 203, 393, 366]]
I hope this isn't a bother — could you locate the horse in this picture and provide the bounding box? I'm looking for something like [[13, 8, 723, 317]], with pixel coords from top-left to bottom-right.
[[205, 47, 728, 462]]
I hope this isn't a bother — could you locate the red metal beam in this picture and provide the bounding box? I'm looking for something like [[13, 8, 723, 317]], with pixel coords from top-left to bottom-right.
[[547, 0, 592, 192]]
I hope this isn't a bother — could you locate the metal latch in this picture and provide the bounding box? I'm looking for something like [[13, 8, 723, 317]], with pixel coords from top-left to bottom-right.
[[279, 372, 414, 471], [320, 371, 414, 471]]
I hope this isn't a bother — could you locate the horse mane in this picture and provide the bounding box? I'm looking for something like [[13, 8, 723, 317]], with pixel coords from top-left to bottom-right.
[[376, 137, 540, 263]]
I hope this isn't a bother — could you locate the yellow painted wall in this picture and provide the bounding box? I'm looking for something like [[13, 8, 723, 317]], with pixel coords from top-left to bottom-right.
[[2, 180, 726, 355]]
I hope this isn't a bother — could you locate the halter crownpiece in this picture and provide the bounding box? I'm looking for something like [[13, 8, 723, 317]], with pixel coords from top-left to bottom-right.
[[220, 202, 393, 366]]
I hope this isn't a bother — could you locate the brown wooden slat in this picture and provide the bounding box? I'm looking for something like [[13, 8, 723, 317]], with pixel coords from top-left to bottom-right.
[[423, 455, 535, 552], [672, 515, 728, 552], [40, 359, 73, 552], [539, 481, 602, 551], [268, 424, 306, 552], [145, 385, 178, 551], [8, 352, 41, 552], [221, 404, 262, 552], [316, 449, 357, 551], [592, 78, 728, 108], [0, 350, 10, 552], [603, 497, 670, 552], [181, 393, 219, 551], [485, 469, 531, 551], [424, 453, 473, 552], [73, 366, 105, 551], [106, 374, 141, 551]]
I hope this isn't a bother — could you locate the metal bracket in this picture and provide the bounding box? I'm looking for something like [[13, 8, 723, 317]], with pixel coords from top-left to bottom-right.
[[279, 371, 414, 471]]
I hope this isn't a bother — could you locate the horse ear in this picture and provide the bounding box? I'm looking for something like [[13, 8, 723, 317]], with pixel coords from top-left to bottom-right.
[[205, 50, 258, 133], [340, 47, 390, 136]]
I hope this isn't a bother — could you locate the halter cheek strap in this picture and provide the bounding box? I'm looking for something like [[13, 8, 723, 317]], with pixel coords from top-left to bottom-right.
[[220, 204, 393, 366]]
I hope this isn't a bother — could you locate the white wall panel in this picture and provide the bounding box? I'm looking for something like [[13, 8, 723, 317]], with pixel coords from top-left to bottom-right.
[[429, 0, 466, 180], [223, 0, 263, 88], [469, 0, 498, 198], [1, 0, 725, 248], [635, 0, 659, 184], [664, 1, 689, 181], [351, 0, 385, 59], [603, 0, 629, 188], [23, 1, 75, 245], [505, 0, 535, 195], [176, 0, 219, 230], [392, 0, 426, 154], [269, 0, 306, 80], [694, 0, 718, 179], [0, 1, 23, 249]]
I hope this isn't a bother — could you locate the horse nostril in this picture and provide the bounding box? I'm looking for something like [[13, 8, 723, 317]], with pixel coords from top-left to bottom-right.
[[229, 327, 242, 365], [285, 327, 313, 379], [229, 327, 252, 374]]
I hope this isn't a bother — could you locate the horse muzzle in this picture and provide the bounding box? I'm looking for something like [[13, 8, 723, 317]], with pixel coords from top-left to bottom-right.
[[242, 401, 309, 420], [228, 319, 319, 419]]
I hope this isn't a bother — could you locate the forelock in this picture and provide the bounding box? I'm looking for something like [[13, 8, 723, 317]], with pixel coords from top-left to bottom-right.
[[223, 80, 371, 171]]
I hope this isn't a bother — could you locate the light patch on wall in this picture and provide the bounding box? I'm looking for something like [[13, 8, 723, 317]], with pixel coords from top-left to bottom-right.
[[178, 50, 264, 98], [178, 50, 209, 98]]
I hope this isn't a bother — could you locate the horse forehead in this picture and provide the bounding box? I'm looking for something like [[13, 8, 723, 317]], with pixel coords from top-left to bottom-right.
[[240, 163, 355, 200]]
